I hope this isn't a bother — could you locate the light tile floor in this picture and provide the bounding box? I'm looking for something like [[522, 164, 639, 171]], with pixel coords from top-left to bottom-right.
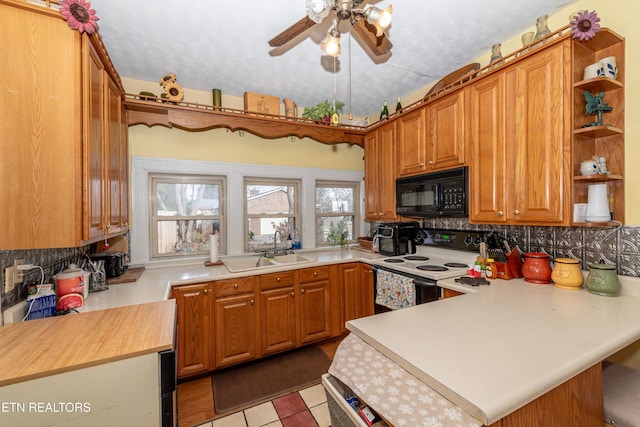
[[197, 384, 330, 427]]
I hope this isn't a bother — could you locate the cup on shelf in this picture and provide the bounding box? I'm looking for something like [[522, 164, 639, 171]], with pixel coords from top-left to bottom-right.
[[583, 62, 605, 80], [599, 56, 618, 79], [580, 161, 600, 176]]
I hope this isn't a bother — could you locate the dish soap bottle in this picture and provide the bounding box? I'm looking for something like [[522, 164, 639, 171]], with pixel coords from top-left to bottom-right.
[[292, 229, 301, 250]]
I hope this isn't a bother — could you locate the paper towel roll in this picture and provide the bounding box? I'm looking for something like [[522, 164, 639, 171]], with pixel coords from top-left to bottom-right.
[[210, 231, 218, 263]]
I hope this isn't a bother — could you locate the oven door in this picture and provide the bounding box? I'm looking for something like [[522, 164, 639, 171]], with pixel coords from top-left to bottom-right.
[[373, 266, 441, 313], [396, 177, 440, 217]]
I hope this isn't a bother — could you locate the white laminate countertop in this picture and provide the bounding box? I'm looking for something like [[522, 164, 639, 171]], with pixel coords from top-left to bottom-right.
[[81, 248, 379, 312], [346, 276, 640, 425]]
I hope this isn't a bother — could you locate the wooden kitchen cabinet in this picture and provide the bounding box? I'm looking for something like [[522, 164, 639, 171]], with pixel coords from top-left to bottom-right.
[[396, 107, 428, 176], [260, 271, 297, 355], [364, 121, 398, 221], [84, 36, 129, 240], [0, 2, 128, 249], [213, 277, 259, 368], [298, 266, 332, 345], [470, 40, 571, 225], [341, 263, 374, 331], [426, 89, 466, 171], [172, 283, 214, 379]]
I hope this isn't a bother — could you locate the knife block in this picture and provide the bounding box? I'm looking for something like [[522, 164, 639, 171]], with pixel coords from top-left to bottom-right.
[[493, 247, 523, 280]]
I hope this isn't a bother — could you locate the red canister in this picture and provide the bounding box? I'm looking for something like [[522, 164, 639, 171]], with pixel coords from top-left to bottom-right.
[[522, 253, 552, 284], [54, 264, 85, 311]]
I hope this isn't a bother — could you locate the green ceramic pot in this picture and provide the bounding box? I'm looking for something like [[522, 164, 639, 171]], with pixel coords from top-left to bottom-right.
[[585, 263, 621, 297]]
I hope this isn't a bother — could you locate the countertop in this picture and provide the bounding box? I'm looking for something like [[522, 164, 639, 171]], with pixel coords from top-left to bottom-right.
[[0, 299, 176, 387], [81, 248, 379, 312], [346, 276, 640, 425]]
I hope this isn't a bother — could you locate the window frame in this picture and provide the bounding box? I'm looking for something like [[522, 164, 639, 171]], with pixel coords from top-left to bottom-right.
[[315, 179, 360, 247], [244, 177, 301, 252], [149, 173, 226, 260]]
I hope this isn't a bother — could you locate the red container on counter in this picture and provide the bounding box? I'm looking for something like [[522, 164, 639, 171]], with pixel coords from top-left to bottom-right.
[[522, 253, 552, 284], [54, 264, 85, 311]]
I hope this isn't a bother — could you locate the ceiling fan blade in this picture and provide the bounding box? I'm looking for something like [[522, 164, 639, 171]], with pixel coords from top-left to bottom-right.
[[351, 18, 392, 56], [268, 16, 317, 47]]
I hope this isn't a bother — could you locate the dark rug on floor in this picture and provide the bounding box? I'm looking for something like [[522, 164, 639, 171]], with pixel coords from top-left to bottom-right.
[[212, 346, 331, 414]]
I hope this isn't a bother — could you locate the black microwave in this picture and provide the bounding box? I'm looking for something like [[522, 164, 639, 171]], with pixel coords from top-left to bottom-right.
[[396, 167, 468, 218]]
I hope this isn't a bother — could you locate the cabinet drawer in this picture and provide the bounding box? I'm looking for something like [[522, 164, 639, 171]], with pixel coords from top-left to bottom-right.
[[261, 271, 295, 290], [299, 266, 330, 283], [214, 277, 255, 297]]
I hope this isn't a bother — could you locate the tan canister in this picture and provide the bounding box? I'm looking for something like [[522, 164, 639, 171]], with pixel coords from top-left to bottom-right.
[[551, 258, 584, 290]]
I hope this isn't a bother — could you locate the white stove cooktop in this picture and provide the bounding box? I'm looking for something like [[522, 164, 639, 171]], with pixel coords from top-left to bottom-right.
[[372, 247, 479, 281]]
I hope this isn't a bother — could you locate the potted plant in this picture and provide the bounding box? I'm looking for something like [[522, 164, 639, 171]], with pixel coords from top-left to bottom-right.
[[302, 100, 345, 124]]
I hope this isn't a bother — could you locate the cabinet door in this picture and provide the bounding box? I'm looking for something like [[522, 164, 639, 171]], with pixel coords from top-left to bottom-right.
[[428, 89, 466, 170], [358, 263, 375, 318], [105, 75, 123, 235], [215, 293, 257, 368], [364, 123, 397, 221], [505, 42, 570, 224], [85, 40, 106, 240], [260, 286, 296, 355], [299, 280, 331, 344], [173, 283, 214, 378], [342, 263, 360, 326], [120, 109, 130, 229], [397, 108, 428, 176], [469, 74, 507, 223]]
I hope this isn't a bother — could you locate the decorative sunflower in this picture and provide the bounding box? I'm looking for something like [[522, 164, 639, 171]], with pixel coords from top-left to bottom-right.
[[59, 0, 99, 34], [163, 81, 184, 102], [159, 73, 177, 87], [570, 10, 601, 42]]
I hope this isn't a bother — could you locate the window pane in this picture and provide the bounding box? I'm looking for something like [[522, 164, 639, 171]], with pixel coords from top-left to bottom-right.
[[156, 183, 220, 216], [248, 217, 296, 250], [247, 185, 296, 215], [316, 187, 354, 213], [156, 219, 220, 255], [316, 216, 354, 244]]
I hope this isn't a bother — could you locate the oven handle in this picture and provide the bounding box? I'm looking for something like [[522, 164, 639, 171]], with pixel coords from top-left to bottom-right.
[[413, 279, 439, 288]]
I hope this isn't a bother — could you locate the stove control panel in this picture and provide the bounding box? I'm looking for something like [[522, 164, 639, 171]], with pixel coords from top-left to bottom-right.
[[418, 229, 486, 252]]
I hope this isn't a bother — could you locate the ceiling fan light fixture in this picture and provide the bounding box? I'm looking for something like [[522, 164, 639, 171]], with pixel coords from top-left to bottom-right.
[[321, 27, 342, 57], [335, 0, 353, 20], [365, 4, 393, 37]]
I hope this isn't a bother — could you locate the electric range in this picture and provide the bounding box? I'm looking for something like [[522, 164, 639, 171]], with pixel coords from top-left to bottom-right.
[[370, 229, 486, 281]]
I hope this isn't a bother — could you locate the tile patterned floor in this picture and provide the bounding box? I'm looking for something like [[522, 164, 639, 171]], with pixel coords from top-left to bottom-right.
[[195, 384, 330, 427]]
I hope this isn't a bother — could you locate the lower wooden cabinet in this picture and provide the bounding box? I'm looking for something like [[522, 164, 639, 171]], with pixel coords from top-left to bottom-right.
[[442, 288, 464, 299], [341, 263, 374, 332], [213, 277, 259, 368], [172, 283, 214, 379], [260, 273, 297, 356], [299, 266, 332, 345]]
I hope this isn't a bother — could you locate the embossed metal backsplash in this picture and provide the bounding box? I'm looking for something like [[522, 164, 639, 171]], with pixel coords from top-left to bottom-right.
[[419, 219, 640, 277]]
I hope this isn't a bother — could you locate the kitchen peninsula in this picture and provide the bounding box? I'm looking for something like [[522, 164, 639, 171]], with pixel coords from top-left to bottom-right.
[[341, 277, 640, 426]]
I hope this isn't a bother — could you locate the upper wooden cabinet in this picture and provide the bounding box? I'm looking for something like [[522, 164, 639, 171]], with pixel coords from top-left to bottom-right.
[[427, 89, 467, 171], [470, 38, 572, 225], [397, 108, 428, 176], [0, 2, 128, 249], [364, 121, 398, 221]]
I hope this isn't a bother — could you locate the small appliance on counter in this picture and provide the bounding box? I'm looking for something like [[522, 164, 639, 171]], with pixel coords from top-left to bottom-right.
[[90, 251, 127, 278], [376, 222, 418, 256]]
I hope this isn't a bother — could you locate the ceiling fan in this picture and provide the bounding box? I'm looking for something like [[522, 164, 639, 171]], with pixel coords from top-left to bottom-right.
[[268, 0, 393, 57]]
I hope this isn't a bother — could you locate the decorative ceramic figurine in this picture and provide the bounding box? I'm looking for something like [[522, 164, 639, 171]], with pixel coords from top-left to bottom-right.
[[489, 43, 503, 65], [583, 91, 612, 126], [534, 15, 551, 41]]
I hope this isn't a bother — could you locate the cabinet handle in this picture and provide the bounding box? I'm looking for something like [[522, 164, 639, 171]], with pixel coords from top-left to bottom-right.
[[313, 271, 318, 277], [203, 289, 208, 295], [250, 299, 254, 305], [277, 277, 281, 282], [497, 211, 504, 216], [428, 160, 434, 165], [514, 209, 521, 215], [418, 162, 425, 167], [233, 283, 238, 289], [291, 291, 295, 297], [301, 289, 305, 294]]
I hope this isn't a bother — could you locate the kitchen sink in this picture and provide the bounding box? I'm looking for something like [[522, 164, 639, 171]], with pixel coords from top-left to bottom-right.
[[223, 257, 275, 272], [223, 253, 314, 273], [269, 254, 313, 265]]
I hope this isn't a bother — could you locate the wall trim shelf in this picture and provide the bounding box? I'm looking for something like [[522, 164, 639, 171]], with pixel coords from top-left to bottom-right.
[[573, 174, 623, 182], [573, 125, 623, 138], [123, 95, 365, 147]]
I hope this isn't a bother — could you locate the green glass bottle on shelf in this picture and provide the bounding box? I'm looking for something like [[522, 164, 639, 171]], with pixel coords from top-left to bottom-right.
[[395, 96, 402, 112], [380, 100, 389, 121]]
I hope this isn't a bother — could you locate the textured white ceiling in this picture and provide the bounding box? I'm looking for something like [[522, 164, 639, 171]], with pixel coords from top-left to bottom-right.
[[90, 0, 577, 117]]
